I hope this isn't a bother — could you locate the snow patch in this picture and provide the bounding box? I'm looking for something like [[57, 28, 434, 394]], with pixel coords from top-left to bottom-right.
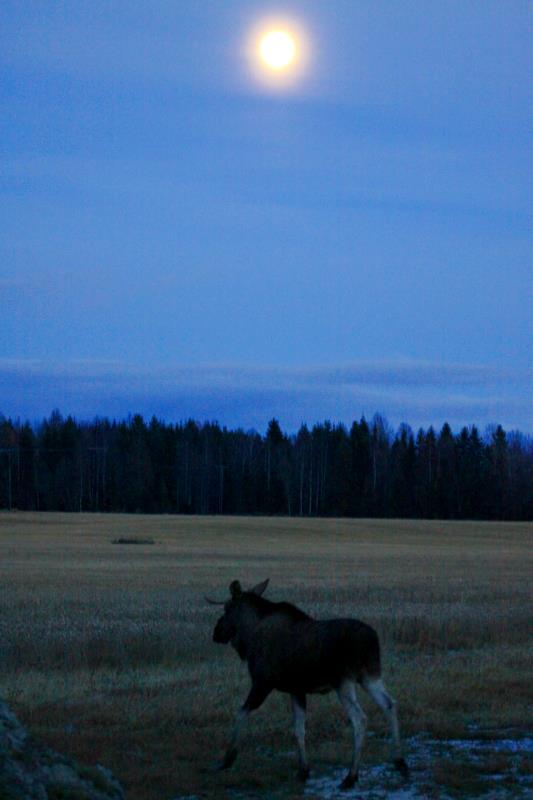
[[302, 733, 533, 799]]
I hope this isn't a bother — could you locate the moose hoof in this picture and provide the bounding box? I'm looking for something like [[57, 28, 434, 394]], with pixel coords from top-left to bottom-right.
[[339, 771, 358, 790], [394, 758, 409, 779], [216, 748, 238, 771], [297, 765, 310, 782]]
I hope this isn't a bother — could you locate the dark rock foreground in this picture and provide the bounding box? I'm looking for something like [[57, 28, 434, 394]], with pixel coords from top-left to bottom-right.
[[0, 699, 124, 800]]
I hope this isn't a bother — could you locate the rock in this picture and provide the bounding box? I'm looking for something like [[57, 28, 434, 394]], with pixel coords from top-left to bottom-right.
[[0, 699, 124, 800]]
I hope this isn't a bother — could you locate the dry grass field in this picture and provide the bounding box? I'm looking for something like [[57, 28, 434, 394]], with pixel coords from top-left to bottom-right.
[[0, 512, 531, 799]]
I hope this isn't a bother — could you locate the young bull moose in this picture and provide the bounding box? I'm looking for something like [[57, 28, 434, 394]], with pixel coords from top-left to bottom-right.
[[207, 579, 409, 789]]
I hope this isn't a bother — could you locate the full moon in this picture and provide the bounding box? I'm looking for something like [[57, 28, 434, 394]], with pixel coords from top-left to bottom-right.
[[247, 17, 310, 89], [259, 30, 296, 71]]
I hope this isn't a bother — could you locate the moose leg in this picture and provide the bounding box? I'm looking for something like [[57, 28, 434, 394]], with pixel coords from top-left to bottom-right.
[[290, 694, 309, 781], [218, 682, 271, 771], [363, 678, 409, 778], [336, 679, 367, 789]]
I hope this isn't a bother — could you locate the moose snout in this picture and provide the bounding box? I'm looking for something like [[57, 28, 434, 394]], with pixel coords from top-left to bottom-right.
[[213, 620, 230, 643]]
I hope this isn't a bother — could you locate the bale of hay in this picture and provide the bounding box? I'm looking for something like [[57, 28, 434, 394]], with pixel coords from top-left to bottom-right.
[[111, 537, 155, 545]]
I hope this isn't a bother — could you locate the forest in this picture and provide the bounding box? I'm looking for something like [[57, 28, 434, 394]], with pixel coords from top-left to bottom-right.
[[0, 411, 532, 520]]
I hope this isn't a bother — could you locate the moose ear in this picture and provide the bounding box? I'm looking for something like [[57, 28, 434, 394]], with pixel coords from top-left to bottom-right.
[[251, 578, 269, 597], [205, 596, 225, 605], [229, 580, 242, 598]]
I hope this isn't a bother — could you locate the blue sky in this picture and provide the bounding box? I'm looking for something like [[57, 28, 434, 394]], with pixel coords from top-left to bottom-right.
[[1, 1, 532, 432]]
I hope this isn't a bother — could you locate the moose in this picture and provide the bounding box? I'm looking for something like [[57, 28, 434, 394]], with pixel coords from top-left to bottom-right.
[[207, 579, 409, 789]]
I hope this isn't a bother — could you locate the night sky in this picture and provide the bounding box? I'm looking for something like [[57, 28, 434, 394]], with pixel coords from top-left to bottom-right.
[[1, 1, 532, 432]]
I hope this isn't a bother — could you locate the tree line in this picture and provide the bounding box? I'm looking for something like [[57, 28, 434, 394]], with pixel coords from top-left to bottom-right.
[[0, 410, 532, 520]]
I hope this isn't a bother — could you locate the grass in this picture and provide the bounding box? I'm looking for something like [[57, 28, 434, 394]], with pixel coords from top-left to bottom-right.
[[0, 512, 531, 799]]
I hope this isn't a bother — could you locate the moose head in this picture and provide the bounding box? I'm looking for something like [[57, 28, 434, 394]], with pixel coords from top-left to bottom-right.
[[206, 579, 269, 644]]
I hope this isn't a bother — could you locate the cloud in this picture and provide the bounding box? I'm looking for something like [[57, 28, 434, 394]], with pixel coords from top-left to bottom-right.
[[0, 358, 531, 434]]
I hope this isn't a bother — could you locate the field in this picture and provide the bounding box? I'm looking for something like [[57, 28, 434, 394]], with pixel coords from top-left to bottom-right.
[[0, 513, 532, 799]]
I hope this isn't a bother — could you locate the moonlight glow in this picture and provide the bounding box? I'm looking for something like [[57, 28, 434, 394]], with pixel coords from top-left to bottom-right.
[[259, 30, 296, 71], [247, 17, 310, 90]]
